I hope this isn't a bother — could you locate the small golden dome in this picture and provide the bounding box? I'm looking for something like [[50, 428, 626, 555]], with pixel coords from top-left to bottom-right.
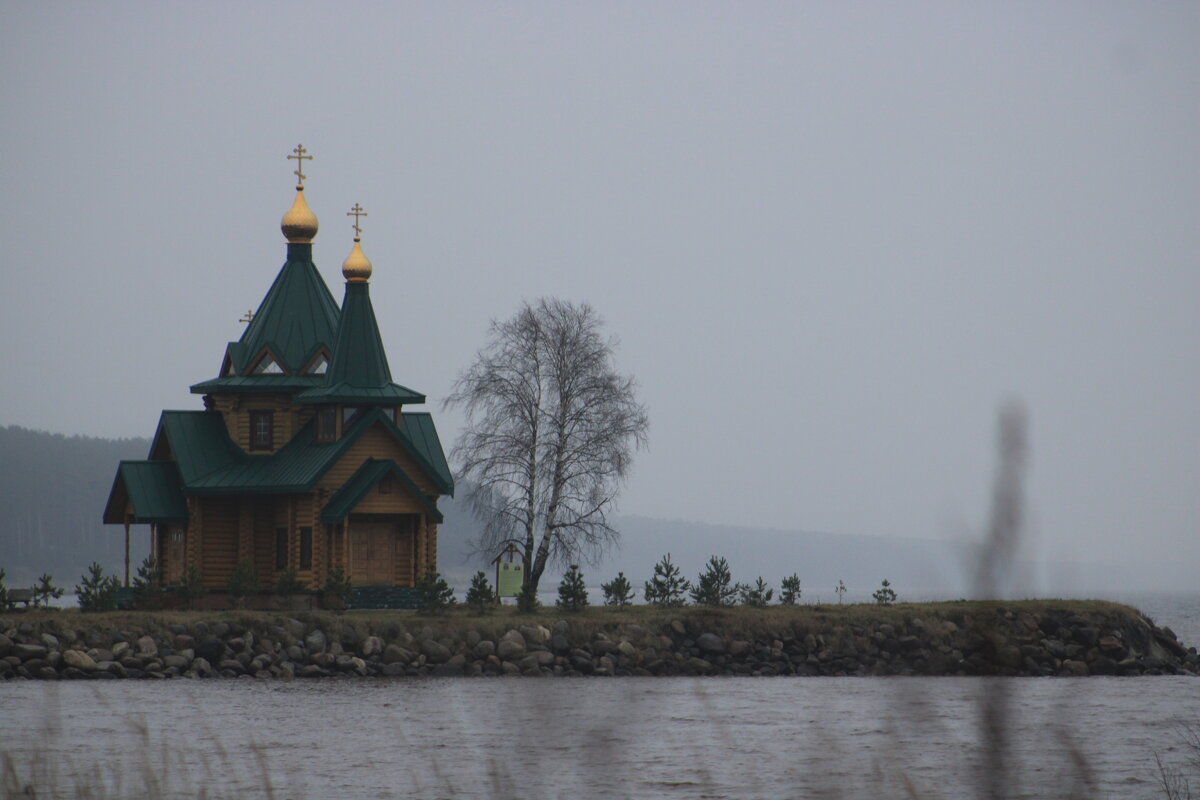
[[281, 186, 319, 243], [342, 236, 373, 282]]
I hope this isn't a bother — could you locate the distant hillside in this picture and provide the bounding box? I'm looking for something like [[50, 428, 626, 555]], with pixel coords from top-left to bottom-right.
[[435, 504, 972, 600], [0, 425, 151, 587]]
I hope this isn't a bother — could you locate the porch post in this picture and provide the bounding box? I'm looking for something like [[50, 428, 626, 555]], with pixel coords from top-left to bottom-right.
[[123, 519, 131, 587]]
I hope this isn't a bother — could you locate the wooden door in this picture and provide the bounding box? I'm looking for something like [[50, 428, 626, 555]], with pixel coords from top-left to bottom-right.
[[349, 521, 396, 586]]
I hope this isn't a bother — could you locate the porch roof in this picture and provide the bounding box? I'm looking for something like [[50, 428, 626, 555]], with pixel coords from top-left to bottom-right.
[[320, 458, 444, 524]]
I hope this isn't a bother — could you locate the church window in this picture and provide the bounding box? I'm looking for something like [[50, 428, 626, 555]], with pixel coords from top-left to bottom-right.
[[252, 354, 284, 375], [275, 527, 288, 569], [299, 527, 313, 570], [316, 406, 337, 442], [250, 410, 274, 450], [304, 353, 329, 375]]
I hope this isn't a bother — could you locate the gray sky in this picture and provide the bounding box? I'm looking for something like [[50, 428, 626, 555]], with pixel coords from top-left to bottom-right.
[[2, 2, 1197, 579]]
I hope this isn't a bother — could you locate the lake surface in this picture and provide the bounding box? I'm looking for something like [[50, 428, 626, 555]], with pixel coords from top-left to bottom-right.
[[5, 674, 1198, 799]]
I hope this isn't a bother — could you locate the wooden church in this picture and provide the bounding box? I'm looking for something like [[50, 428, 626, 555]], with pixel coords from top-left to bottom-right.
[[104, 146, 453, 606]]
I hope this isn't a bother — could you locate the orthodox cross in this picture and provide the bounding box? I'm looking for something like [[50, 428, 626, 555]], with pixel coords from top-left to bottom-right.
[[287, 144, 312, 186], [347, 203, 367, 238], [239, 309, 255, 324]]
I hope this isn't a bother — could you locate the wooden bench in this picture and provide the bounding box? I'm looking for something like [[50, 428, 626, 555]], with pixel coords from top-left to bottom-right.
[[7, 589, 34, 609]]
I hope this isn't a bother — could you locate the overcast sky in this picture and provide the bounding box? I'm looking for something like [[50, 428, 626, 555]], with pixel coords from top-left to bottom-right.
[[2, 2, 1197, 579]]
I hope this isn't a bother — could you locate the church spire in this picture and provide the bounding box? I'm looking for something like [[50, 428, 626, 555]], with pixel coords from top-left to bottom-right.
[[281, 144, 318, 243], [341, 203, 373, 282]]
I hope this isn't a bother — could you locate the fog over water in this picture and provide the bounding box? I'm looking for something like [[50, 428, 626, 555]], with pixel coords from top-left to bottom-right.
[[2, 4, 1197, 589]]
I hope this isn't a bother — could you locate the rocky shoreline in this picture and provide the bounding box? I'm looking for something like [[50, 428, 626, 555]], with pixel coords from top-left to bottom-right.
[[1, 603, 1196, 680]]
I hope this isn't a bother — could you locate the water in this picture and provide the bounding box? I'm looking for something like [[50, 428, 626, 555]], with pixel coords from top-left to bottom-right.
[[4, 675, 1198, 800]]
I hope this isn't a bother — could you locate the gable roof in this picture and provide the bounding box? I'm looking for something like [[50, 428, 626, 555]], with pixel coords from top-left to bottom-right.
[[190, 242, 339, 393], [140, 407, 453, 497], [321, 458, 444, 524], [102, 461, 188, 524]]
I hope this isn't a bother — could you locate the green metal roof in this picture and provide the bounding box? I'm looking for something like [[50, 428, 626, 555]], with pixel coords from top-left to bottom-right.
[[190, 242, 339, 393], [296, 281, 425, 405], [320, 458, 443, 524], [143, 407, 452, 497], [190, 375, 327, 394], [103, 461, 188, 524], [398, 412, 454, 494]]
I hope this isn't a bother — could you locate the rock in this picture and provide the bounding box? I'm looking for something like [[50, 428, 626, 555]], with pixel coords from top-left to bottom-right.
[[194, 637, 223, 664], [191, 657, 213, 677], [727, 640, 751, 657], [519, 625, 549, 645], [695, 633, 724, 655], [299, 664, 327, 678], [164, 655, 190, 670], [381, 662, 406, 676], [360, 636, 383, 658], [40, 633, 60, 650], [1090, 656, 1118, 676], [62, 649, 98, 671], [305, 629, 327, 653], [421, 640, 452, 664], [15, 644, 48, 661], [174, 634, 195, 650], [686, 657, 713, 674], [219, 659, 245, 675], [1098, 635, 1125, 654], [383, 644, 413, 664], [552, 620, 570, 636], [550, 634, 570, 654], [497, 638, 525, 661], [136, 636, 158, 658], [669, 620, 687, 636], [617, 641, 638, 659], [111, 641, 129, 659], [996, 645, 1023, 670], [0, 633, 12, 657], [473, 640, 495, 659]]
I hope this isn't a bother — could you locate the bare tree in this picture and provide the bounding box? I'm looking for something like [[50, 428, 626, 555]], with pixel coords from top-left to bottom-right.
[[445, 298, 649, 602]]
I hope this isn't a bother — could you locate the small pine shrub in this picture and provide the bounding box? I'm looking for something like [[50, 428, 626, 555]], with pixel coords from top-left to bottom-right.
[[322, 567, 353, 605], [33, 573, 65, 608], [517, 584, 541, 613], [226, 560, 259, 608], [601, 572, 635, 607], [873, 578, 897, 606], [556, 565, 589, 612], [740, 576, 774, 607], [691, 555, 738, 607], [275, 567, 307, 596], [643, 553, 690, 607], [465, 571, 495, 612], [779, 573, 801, 605], [131, 556, 163, 610], [416, 571, 456, 613], [835, 579, 847, 604], [75, 563, 119, 613], [180, 564, 207, 610]]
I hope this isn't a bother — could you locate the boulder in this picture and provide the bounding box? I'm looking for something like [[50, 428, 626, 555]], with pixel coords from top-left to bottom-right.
[[497, 637, 525, 661], [195, 637, 224, 665], [383, 644, 413, 665], [695, 633, 724, 655], [136, 636, 158, 658], [305, 629, 327, 653], [360, 636, 383, 658], [473, 640, 496, 659], [15, 643, 48, 661], [62, 649, 98, 671], [0, 633, 13, 657], [420, 639, 452, 664]]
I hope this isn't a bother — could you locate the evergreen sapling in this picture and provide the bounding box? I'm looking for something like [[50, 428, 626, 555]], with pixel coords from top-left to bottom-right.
[[131, 556, 163, 610], [556, 564, 589, 612], [465, 571, 495, 612], [690, 555, 738, 607], [643, 553, 690, 607], [779, 573, 802, 605], [601, 572, 635, 607], [873, 578, 897, 606], [75, 563, 118, 612], [740, 576, 774, 607], [416, 571, 456, 613], [33, 573, 65, 608]]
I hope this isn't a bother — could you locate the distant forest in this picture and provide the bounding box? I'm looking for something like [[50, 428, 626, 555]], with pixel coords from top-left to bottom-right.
[[0, 425, 152, 587]]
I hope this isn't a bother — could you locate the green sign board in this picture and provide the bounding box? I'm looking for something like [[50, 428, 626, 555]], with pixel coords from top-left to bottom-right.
[[497, 560, 524, 598]]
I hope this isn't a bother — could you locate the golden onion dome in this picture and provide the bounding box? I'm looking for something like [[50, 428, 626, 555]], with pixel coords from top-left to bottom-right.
[[281, 185, 319, 243], [342, 236, 373, 282]]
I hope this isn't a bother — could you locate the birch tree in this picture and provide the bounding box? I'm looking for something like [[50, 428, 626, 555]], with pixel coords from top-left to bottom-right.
[[445, 298, 649, 604]]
